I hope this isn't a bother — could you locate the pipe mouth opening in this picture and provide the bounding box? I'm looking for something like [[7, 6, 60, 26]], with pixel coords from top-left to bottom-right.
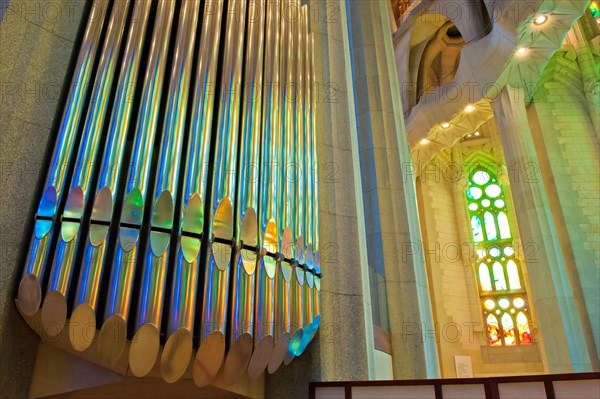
[[17, 274, 42, 316], [267, 332, 290, 374], [222, 333, 253, 385], [129, 323, 160, 377], [247, 336, 274, 381], [98, 315, 127, 364], [70, 303, 96, 352], [161, 328, 193, 383], [41, 291, 67, 338], [193, 331, 225, 387]]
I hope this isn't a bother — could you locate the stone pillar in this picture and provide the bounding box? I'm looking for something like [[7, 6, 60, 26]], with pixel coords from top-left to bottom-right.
[[492, 85, 597, 372], [266, 0, 376, 396], [347, 0, 440, 379], [0, 1, 88, 398]]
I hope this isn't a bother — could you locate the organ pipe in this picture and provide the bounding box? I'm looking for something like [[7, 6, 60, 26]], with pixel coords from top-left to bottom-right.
[[222, 0, 266, 385], [247, 0, 281, 382], [17, 0, 321, 384], [39, 0, 132, 339], [69, 0, 152, 352], [160, 0, 225, 384], [127, 0, 202, 378], [193, 0, 247, 388], [17, 0, 110, 318], [97, 0, 176, 366]]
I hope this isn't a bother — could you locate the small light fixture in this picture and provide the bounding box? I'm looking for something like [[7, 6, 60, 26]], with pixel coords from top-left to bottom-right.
[[516, 47, 528, 55], [533, 15, 548, 25], [474, 131, 480, 136], [467, 134, 472, 138], [441, 122, 451, 129], [420, 138, 430, 145], [465, 104, 475, 112]]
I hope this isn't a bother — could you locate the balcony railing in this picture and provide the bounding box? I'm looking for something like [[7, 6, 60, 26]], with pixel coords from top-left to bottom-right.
[[310, 372, 600, 399]]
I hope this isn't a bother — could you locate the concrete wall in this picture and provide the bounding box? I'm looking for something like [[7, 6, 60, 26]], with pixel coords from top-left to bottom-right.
[[0, 1, 88, 397]]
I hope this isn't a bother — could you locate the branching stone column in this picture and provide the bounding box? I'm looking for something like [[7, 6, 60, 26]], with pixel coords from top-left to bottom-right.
[[492, 85, 597, 372], [347, 0, 440, 379]]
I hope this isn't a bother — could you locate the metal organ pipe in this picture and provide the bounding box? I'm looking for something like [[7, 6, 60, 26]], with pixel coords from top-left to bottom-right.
[[247, 0, 281, 382], [160, 0, 225, 384], [286, 3, 308, 364], [268, 0, 295, 374], [69, 0, 153, 352], [193, 0, 247, 388], [17, 0, 321, 383], [222, 0, 266, 385], [128, 0, 202, 378], [39, 0, 132, 338], [97, 0, 176, 366], [17, 0, 110, 318]]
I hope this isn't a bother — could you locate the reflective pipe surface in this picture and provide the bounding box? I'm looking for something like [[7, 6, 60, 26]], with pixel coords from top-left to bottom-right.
[[194, 0, 247, 388], [128, 0, 202, 378], [98, 0, 176, 366], [296, 31, 319, 356], [222, 0, 265, 385], [247, 0, 281, 382], [17, 0, 109, 317], [161, 0, 224, 384], [69, 0, 153, 352], [306, 32, 321, 352], [268, 0, 295, 374], [285, 2, 308, 364], [40, 0, 131, 338]]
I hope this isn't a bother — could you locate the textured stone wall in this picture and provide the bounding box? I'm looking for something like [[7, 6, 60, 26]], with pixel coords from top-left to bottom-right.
[[0, 1, 87, 397]]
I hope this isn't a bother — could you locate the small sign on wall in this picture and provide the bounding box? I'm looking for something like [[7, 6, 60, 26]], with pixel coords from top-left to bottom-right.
[[455, 355, 474, 378]]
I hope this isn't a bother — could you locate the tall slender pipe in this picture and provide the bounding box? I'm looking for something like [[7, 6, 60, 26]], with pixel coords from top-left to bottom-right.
[[286, 3, 308, 364], [306, 32, 321, 352], [128, 0, 202, 378], [160, 0, 224, 384], [296, 30, 319, 356], [68, 0, 153, 352], [222, 0, 265, 385], [193, 0, 247, 388], [17, 0, 109, 317], [40, 0, 131, 338], [247, 0, 281, 382], [97, 0, 176, 365], [268, 0, 295, 374]]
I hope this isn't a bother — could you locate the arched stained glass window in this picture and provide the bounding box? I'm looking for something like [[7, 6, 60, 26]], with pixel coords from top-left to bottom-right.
[[471, 216, 484, 242], [498, 212, 511, 239], [517, 312, 531, 343], [507, 260, 521, 289], [502, 313, 516, 345], [493, 262, 507, 290], [465, 167, 532, 346], [484, 211, 497, 240], [479, 264, 492, 291]]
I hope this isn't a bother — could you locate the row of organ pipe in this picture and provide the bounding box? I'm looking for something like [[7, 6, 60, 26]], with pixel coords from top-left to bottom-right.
[[17, 0, 321, 386]]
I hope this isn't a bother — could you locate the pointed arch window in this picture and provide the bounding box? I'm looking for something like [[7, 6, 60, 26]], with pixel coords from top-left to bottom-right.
[[465, 168, 532, 346]]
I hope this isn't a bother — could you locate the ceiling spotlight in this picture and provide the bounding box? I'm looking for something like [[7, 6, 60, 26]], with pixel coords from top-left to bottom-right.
[[441, 122, 451, 129], [465, 104, 475, 112], [420, 138, 430, 145], [533, 15, 548, 25], [467, 134, 472, 138], [516, 47, 528, 55], [474, 131, 480, 136]]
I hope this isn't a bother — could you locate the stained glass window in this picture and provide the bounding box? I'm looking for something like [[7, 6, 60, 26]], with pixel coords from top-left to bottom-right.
[[465, 168, 532, 346]]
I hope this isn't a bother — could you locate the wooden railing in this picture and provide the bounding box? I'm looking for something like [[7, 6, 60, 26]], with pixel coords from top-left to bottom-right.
[[309, 372, 600, 399]]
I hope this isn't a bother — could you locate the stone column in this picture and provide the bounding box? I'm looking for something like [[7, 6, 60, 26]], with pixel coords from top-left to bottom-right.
[[266, 0, 376, 396], [347, 0, 440, 379], [492, 85, 596, 372]]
